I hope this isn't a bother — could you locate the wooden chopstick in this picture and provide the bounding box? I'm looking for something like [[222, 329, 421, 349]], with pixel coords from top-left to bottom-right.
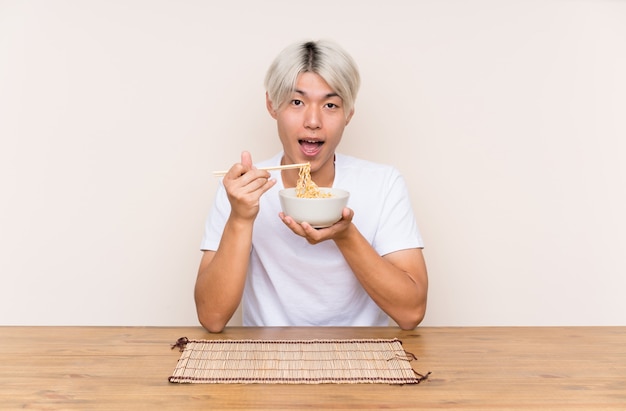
[[212, 163, 309, 177]]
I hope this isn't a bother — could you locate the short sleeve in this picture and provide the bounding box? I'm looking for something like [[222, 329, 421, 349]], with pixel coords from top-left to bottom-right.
[[372, 169, 423, 256], [200, 181, 230, 251]]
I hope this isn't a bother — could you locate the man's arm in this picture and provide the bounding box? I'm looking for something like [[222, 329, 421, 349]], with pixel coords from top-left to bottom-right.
[[334, 224, 428, 329], [194, 152, 276, 333], [194, 218, 253, 333], [280, 208, 428, 329]]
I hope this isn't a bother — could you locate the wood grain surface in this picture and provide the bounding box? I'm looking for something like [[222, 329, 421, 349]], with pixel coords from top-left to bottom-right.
[[1, 326, 624, 410]]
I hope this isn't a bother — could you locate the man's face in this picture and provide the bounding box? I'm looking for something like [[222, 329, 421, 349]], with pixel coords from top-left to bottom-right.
[[267, 72, 353, 183]]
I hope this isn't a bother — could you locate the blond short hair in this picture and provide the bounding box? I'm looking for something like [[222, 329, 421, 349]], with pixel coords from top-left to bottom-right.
[[264, 40, 360, 117]]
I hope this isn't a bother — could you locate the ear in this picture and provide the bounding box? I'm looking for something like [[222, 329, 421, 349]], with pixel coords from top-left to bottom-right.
[[266, 92, 278, 119], [345, 108, 355, 126]]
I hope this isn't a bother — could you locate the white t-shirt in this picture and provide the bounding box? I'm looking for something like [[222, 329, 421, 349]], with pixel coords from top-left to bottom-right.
[[201, 152, 424, 326]]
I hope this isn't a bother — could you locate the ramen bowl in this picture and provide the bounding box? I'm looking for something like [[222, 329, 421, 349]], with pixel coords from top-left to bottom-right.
[[279, 188, 350, 228]]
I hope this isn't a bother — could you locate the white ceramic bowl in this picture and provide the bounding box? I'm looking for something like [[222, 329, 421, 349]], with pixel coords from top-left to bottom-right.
[[279, 187, 350, 228]]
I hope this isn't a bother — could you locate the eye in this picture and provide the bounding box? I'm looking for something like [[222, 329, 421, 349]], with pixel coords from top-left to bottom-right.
[[325, 102, 339, 109], [291, 99, 303, 106]]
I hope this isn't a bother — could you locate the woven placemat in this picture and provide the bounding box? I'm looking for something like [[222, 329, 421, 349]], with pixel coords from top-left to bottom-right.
[[168, 337, 429, 385]]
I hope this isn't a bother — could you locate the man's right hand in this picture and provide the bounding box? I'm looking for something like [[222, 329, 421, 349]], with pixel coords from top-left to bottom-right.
[[222, 151, 276, 221]]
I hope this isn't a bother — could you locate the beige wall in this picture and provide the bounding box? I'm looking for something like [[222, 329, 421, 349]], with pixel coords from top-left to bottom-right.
[[1, 0, 625, 326]]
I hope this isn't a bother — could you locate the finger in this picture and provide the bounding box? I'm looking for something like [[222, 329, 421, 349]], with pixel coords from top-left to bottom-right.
[[258, 176, 277, 194], [225, 166, 265, 188], [241, 151, 253, 169], [239, 171, 274, 194], [300, 222, 322, 237], [342, 207, 354, 222], [280, 214, 306, 235]]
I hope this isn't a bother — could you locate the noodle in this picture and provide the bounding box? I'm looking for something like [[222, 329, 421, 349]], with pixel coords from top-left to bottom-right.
[[295, 163, 332, 198]]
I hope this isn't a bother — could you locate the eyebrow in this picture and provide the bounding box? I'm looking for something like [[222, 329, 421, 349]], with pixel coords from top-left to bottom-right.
[[294, 89, 340, 99]]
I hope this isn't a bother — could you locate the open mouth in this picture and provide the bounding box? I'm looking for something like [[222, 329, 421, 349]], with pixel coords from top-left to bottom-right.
[[299, 139, 324, 156]]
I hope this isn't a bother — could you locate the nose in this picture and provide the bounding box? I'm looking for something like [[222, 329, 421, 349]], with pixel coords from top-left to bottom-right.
[[304, 106, 321, 130]]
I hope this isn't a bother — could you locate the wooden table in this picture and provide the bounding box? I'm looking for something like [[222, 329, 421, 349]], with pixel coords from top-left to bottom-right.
[[1, 326, 624, 410]]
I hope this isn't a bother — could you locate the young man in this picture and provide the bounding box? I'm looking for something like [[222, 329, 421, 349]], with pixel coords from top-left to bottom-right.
[[195, 40, 428, 332]]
